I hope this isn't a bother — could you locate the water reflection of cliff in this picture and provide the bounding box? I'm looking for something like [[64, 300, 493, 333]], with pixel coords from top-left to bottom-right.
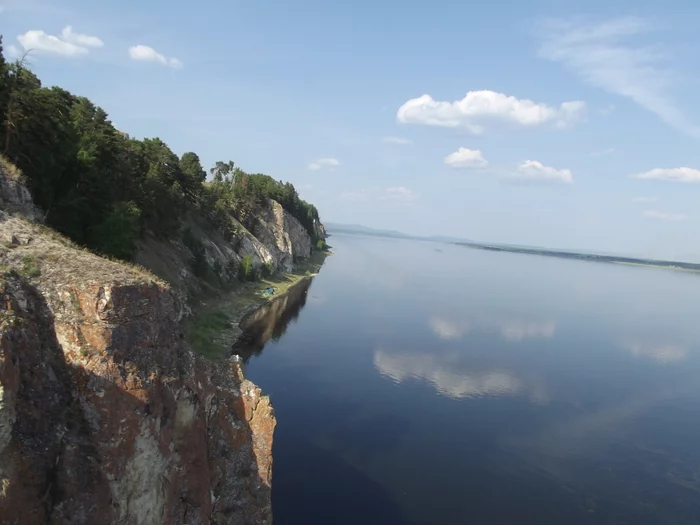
[[233, 278, 313, 362]]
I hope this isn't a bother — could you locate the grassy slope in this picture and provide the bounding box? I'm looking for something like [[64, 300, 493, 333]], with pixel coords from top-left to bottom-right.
[[183, 250, 330, 360]]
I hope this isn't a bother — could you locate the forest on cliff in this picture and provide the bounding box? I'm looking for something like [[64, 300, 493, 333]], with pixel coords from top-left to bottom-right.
[[0, 36, 322, 260]]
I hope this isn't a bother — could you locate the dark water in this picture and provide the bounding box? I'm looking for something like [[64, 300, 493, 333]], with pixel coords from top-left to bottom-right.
[[238, 233, 700, 525]]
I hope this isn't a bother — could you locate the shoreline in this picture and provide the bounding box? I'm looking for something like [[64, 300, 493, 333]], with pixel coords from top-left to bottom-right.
[[456, 242, 700, 273], [184, 250, 331, 360]]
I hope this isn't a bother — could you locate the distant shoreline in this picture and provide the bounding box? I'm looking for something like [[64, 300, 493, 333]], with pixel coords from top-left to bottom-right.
[[455, 242, 700, 272], [327, 227, 700, 273]]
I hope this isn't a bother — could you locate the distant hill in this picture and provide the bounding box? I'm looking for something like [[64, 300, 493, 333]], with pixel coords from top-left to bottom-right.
[[325, 223, 472, 243], [324, 223, 413, 239]]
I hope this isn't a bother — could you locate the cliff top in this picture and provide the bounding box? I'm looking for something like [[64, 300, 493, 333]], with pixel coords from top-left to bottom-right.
[[0, 213, 163, 289]]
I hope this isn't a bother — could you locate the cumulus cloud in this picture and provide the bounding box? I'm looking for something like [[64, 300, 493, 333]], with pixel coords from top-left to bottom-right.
[[632, 196, 657, 203], [308, 157, 340, 171], [340, 186, 419, 203], [382, 136, 413, 145], [60, 26, 103, 48], [634, 167, 700, 183], [643, 210, 688, 221], [444, 147, 488, 168], [397, 90, 585, 134], [128, 45, 183, 68], [537, 17, 700, 137], [511, 160, 573, 184], [17, 26, 103, 57]]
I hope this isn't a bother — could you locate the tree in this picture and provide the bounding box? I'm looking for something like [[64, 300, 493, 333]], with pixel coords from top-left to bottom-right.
[[210, 160, 234, 183], [179, 151, 206, 201]]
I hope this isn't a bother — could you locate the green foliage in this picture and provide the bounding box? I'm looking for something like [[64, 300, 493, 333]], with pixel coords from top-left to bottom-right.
[[0, 38, 323, 266], [316, 239, 328, 251], [238, 254, 259, 282], [88, 201, 142, 259]]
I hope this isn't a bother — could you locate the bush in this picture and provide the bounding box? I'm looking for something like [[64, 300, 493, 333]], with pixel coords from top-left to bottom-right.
[[316, 239, 327, 251], [238, 255, 259, 282]]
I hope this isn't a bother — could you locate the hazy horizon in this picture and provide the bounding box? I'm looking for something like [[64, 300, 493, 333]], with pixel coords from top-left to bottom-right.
[[4, 0, 699, 261]]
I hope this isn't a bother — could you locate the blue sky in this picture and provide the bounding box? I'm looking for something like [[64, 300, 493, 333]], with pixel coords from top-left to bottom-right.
[[2, 0, 700, 260]]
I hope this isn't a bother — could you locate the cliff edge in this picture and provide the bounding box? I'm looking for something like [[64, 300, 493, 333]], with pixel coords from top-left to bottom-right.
[[0, 167, 281, 523]]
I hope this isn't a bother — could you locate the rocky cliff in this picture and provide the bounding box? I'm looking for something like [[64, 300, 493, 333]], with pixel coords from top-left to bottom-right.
[[0, 214, 275, 524], [0, 160, 327, 523], [135, 197, 318, 299]]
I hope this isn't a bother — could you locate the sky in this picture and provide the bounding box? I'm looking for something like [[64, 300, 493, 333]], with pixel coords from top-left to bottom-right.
[[2, 0, 700, 260]]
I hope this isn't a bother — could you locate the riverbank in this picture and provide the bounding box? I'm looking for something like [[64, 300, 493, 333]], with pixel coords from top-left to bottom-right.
[[184, 249, 331, 360]]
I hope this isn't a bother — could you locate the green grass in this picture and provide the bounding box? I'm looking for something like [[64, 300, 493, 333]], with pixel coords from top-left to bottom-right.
[[184, 249, 331, 360], [183, 309, 233, 360], [19, 255, 41, 278]]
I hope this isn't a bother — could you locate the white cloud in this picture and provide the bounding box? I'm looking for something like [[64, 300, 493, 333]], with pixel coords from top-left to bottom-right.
[[444, 147, 488, 168], [60, 26, 103, 48], [307, 157, 340, 171], [397, 90, 585, 134], [128, 45, 183, 68], [643, 210, 688, 221], [340, 186, 419, 203], [17, 26, 102, 57], [382, 136, 413, 145], [512, 160, 573, 184], [632, 196, 657, 203], [537, 17, 700, 137], [634, 167, 700, 183]]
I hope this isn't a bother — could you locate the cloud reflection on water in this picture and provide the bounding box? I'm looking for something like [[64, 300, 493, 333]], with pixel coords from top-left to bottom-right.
[[622, 341, 687, 364], [428, 315, 556, 342], [373, 347, 549, 403]]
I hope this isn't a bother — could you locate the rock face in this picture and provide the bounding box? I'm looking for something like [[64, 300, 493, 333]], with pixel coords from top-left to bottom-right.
[[0, 158, 42, 222], [253, 198, 312, 273], [0, 213, 276, 524], [135, 198, 319, 297]]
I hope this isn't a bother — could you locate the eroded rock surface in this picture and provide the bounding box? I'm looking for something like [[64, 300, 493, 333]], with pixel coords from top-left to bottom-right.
[[0, 214, 275, 524]]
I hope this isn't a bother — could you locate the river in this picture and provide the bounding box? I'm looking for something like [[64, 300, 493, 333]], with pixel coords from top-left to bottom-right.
[[237, 232, 700, 525]]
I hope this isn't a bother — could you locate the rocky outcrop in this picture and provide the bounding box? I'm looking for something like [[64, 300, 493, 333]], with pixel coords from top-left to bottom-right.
[[0, 214, 275, 524], [135, 198, 320, 298], [313, 218, 327, 242], [0, 157, 42, 222], [253, 199, 312, 273]]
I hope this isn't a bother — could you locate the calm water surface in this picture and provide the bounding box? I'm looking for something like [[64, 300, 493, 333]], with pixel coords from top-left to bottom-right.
[[237, 233, 700, 525]]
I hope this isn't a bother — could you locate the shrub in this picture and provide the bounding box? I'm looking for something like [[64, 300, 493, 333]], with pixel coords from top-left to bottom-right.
[[316, 239, 327, 251], [238, 255, 259, 281]]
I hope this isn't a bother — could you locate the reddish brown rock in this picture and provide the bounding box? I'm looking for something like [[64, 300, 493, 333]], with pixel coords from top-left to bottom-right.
[[0, 242, 275, 524]]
